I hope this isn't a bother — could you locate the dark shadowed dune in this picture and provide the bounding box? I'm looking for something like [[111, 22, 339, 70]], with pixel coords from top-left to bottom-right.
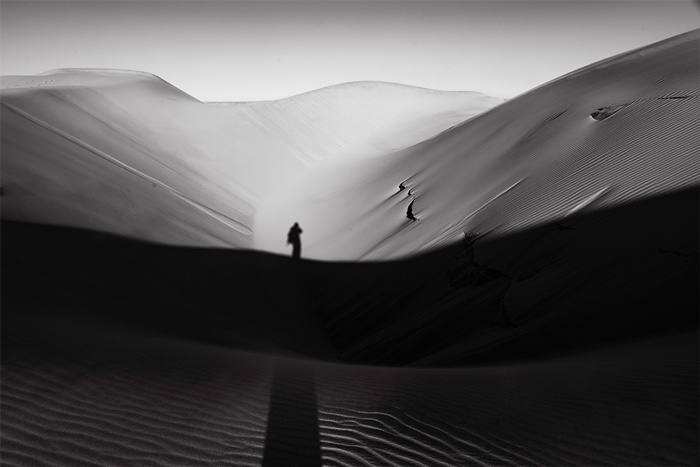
[[2, 186, 698, 466], [313, 186, 698, 367]]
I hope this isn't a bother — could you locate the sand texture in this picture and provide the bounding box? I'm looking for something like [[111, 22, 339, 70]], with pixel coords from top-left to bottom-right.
[[2, 30, 699, 466]]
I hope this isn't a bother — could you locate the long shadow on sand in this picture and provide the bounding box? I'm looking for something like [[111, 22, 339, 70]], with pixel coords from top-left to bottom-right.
[[262, 362, 321, 467], [2, 186, 698, 368]]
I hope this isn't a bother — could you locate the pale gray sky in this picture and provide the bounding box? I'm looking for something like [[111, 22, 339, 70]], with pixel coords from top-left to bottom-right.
[[1, 1, 698, 101]]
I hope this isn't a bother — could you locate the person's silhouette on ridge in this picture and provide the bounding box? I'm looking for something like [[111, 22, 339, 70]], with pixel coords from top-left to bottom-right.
[[287, 222, 303, 259]]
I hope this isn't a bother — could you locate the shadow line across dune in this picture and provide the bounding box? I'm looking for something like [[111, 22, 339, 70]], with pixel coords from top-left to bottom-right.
[[2, 185, 698, 365]]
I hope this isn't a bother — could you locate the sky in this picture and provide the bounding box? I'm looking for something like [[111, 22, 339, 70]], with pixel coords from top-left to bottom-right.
[[1, 1, 698, 102]]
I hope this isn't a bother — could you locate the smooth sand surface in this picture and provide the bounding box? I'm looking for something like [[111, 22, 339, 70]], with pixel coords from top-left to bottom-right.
[[1, 71, 500, 252], [2, 30, 698, 466], [256, 29, 699, 260], [2, 32, 697, 260]]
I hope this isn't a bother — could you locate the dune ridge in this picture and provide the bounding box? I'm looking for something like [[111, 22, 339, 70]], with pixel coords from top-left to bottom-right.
[[235, 81, 501, 165]]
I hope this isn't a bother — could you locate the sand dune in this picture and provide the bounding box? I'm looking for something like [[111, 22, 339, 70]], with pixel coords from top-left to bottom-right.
[[234, 81, 501, 164], [1, 30, 699, 467], [1, 70, 500, 251], [3, 31, 696, 260], [257, 29, 699, 260]]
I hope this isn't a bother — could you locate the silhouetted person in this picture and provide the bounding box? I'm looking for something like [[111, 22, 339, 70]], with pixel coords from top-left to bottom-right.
[[287, 222, 303, 259]]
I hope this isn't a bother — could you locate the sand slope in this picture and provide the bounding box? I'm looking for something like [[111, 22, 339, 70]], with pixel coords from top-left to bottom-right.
[[4, 32, 695, 260], [1, 70, 501, 250], [256, 29, 699, 260]]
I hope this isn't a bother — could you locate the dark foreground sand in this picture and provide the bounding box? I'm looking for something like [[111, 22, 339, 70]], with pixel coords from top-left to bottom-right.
[[2, 187, 697, 466]]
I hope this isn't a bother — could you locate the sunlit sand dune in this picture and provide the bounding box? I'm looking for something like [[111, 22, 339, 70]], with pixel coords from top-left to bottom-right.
[[1, 30, 698, 467], [4, 30, 696, 260], [256, 29, 699, 260], [1, 70, 500, 249]]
